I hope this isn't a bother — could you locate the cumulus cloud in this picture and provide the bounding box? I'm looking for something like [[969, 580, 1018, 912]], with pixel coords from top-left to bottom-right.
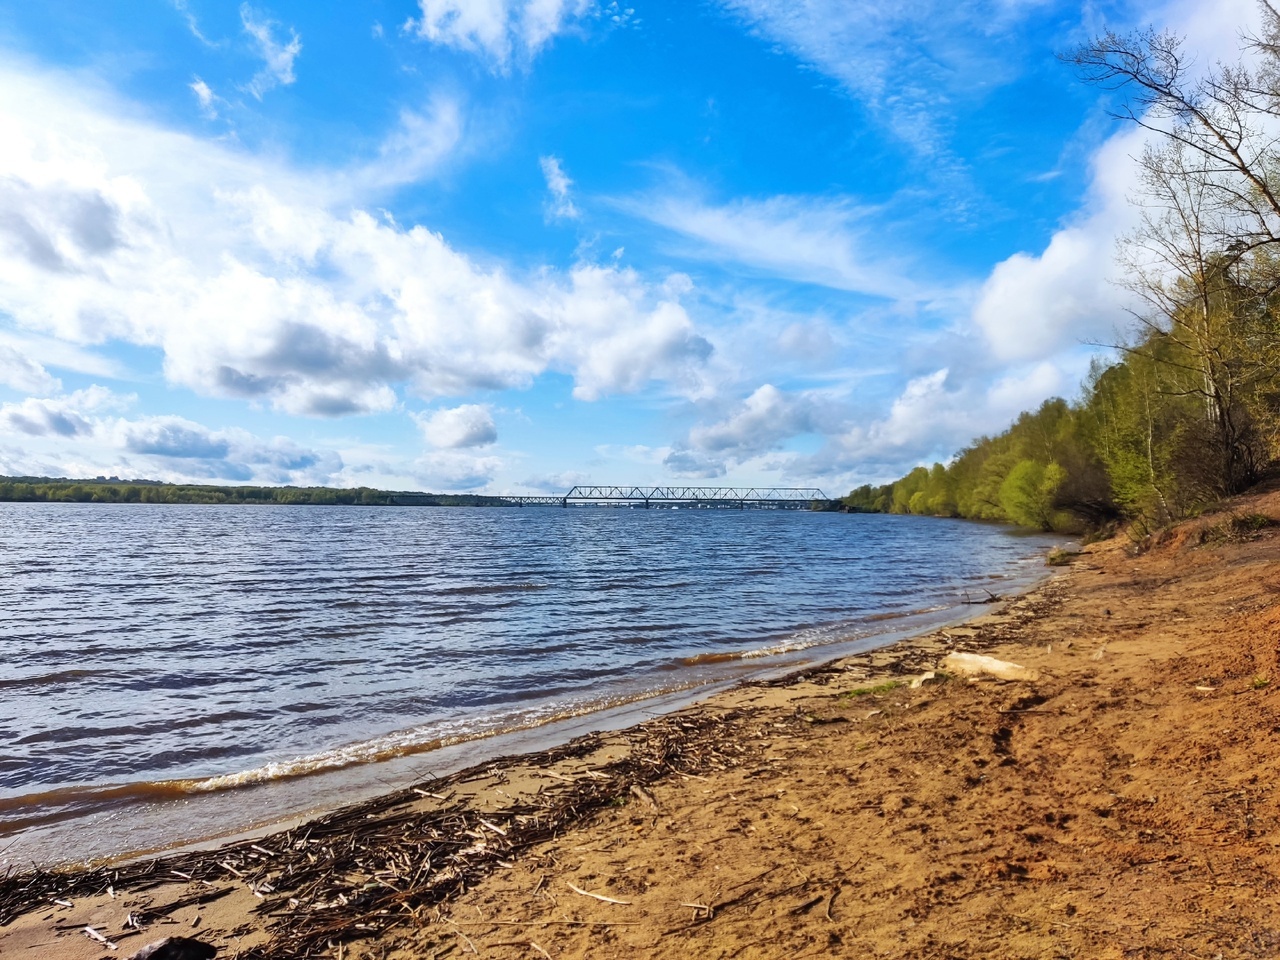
[[664, 384, 829, 479], [0, 386, 124, 439], [402, 0, 593, 70], [0, 175, 124, 273], [969, 0, 1267, 364], [241, 3, 302, 99], [686, 384, 813, 456], [1, 394, 95, 438], [0, 62, 714, 423], [0, 386, 342, 484], [540, 155, 578, 220], [124, 417, 232, 459], [417, 404, 498, 448], [660, 352, 1085, 487], [413, 449, 502, 489], [0, 345, 60, 394], [663, 448, 727, 479], [971, 128, 1145, 362]]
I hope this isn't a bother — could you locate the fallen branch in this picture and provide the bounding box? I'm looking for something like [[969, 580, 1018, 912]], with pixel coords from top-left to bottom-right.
[[566, 881, 631, 905]]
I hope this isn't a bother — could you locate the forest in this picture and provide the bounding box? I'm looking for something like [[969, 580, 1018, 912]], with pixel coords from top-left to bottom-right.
[[848, 9, 1280, 534], [0, 478, 504, 507]]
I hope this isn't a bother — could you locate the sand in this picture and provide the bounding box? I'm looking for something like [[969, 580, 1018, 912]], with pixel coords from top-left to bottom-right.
[[4, 487, 1280, 959]]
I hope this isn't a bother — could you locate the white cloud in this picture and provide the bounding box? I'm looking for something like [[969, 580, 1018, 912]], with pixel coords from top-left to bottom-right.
[[665, 384, 816, 477], [661, 350, 1088, 487], [0, 388, 106, 438], [413, 449, 502, 490], [350, 98, 464, 192], [240, 3, 302, 100], [0, 344, 60, 395], [519, 468, 591, 491], [716, 0, 1033, 164], [687, 384, 813, 455], [546, 266, 712, 400], [417, 403, 498, 448], [0, 61, 713, 423], [0, 386, 342, 484], [624, 192, 927, 300], [172, 0, 216, 46], [0, 330, 123, 380], [539, 155, 578, 220], [402, 0, 593, 70], [969, 122, 1175, 362], [968, 0, 1267, 364], [189, 76, 221, 119]]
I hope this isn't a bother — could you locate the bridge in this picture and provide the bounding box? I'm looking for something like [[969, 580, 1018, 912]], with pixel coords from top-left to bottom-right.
[[498, 485, 829, 509]]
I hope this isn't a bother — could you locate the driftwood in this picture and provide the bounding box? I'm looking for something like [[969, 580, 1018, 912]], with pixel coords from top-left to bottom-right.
[[1, 707, 763, 959]]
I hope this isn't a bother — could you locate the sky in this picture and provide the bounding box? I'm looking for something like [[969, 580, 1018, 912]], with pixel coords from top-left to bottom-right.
[[0, 0, 1261, 495]]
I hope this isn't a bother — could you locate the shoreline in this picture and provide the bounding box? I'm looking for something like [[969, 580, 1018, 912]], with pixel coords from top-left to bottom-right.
[[4, 493, 1278, 957], [1, 558, 1051, 873], [0, 569, 1068, 957]]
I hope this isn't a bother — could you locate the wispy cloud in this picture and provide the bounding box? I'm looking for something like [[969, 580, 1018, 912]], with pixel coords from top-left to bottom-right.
[[347, 97, 465, 193], [171, 0, 217, 46], [539, 155, 579, 220], [240, 3, 302, 100], [622, 189, 930, 301], [189, 76, 222, 119], [714, 0, 1051, 202], [401, 0, 593, 71]]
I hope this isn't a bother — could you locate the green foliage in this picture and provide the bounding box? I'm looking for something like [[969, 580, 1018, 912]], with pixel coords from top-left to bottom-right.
[[999, 460, 1065, 531], [843, 398, 1111, 532]]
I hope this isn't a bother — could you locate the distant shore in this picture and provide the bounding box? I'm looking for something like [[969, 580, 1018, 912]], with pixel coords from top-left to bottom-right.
[[4, 489, 1278, 958], [0, 475, 501, 506]]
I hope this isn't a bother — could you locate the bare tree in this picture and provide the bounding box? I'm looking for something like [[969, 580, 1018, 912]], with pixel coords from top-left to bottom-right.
[[1067, 5, 1280, 492]]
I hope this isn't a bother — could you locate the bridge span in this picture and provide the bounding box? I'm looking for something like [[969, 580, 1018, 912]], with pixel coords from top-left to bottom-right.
[[499, 485, 828, 509]]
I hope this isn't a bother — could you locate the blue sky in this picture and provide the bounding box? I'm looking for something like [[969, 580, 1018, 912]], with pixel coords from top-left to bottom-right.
[[0, 0, 1256, 494]]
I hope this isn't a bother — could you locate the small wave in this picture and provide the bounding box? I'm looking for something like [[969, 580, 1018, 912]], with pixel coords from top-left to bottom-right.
[[680, 603, 959, 667], [434, 583, 549, 597], [3, 691, 664, 822], [680, 651, 745, 666], [0, 668, 111, 690]]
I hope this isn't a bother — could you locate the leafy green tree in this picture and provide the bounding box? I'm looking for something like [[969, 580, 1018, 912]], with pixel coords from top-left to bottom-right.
[[999, 460, 1066, 531]]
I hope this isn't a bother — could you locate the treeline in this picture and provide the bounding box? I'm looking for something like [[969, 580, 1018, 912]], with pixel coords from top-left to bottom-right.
[[848, 8, 1280, 534], [0, 477, 504, 507]]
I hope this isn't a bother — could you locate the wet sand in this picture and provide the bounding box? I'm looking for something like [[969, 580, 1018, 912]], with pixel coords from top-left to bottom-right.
[[4, 488, 1280, 959]]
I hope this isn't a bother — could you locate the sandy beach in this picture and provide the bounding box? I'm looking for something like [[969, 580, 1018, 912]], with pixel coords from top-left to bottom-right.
[[4, 488, 1279, 959]]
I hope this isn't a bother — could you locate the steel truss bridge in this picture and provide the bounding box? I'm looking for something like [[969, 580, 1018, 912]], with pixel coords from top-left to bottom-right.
[[499, 485, 829, 509]]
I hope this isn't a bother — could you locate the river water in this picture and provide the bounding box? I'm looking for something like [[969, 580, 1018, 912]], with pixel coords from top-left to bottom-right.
[[0, 503, 1059, 866]]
